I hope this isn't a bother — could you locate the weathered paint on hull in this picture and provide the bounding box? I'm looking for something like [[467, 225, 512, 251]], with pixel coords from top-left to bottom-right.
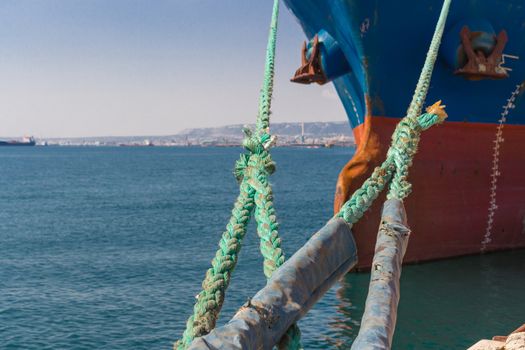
[[283, 0, 525, 129], [283, 0, 525, 266], [352, 117, 525, 269]]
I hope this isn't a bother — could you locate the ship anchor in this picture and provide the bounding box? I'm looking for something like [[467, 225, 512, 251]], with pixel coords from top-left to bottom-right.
[[455, 26, 509, 80], [290, 34, 328, 85]]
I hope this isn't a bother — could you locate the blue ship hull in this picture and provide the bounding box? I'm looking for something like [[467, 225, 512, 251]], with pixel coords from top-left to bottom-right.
[[283, 0, 525, 268], [284, 0, 524, 128]]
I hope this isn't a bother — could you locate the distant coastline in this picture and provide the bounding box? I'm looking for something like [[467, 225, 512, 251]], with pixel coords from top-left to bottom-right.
[[18, 121, 354, 147]]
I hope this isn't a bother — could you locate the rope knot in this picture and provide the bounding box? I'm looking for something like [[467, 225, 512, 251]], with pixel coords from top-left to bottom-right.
[[235, 127, 277, 183]]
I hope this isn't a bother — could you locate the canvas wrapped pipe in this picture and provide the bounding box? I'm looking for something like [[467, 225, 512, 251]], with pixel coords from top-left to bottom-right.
[[350, 199, 411, 350], [188, 218, 358, 350]]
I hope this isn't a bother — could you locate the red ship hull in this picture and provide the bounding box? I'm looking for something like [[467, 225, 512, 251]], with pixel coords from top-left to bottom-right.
[[352, 117, 525, 270]]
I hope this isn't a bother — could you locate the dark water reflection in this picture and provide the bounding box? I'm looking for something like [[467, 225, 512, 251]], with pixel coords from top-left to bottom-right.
[[327, 250, 525, 349]]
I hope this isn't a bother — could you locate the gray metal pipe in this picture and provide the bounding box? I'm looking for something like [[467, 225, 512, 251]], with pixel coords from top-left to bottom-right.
[[189, 218, 358, 350], [350, 199, 410, 350]]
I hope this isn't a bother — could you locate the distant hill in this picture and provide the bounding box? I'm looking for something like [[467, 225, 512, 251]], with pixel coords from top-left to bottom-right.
[[178, 121, 352, 139], [40, 121, 353, 146]]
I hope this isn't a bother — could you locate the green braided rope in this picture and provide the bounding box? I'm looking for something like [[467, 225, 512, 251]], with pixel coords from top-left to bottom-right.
[[241, 0, 284, 276], [386, 109, 446, 200], [175, 182, 256, 349], [252, 170, 303, 350], [406, 0, 452, 120], [251, 170, 285, 277], [256, 0, 279, 135], [337, 110, 446, 224], [242, 129, 302, 350], [175, 0, 304, 348], [389, 0, 452, 200], [250, 0, 303, 346], [338, 0, 451, 222]]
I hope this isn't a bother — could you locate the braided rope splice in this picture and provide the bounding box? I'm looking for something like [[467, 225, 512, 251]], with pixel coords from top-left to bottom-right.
[[338, 103, 447, 225]]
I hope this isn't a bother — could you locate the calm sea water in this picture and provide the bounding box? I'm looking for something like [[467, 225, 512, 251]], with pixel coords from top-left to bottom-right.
[[1, 147, 523, 349]]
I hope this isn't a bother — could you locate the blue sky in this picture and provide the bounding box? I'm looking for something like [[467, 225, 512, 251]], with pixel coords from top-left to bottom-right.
[[0, 1, 346, 137]]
